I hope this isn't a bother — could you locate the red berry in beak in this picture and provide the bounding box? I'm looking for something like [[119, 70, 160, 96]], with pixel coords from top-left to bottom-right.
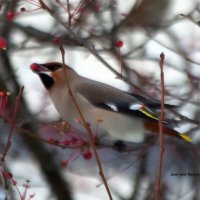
[[30, 63, 40, 72], [30, 63, 50, 73]]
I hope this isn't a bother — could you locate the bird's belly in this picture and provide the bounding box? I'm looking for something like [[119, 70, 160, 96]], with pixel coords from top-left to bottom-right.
[[68, 105, 146, 142], [90, 108, 146, 142]]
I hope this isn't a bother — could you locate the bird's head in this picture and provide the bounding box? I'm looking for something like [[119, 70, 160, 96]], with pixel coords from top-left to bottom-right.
[[30, 62, 76, 90]]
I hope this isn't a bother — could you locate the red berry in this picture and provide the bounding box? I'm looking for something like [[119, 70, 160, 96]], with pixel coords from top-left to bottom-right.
[[82, 149, 92, 160], [30, 63, 40, 71], [0, 37, 7, 49], [115, 40, 123, 48], [6, 11, 15, 21]]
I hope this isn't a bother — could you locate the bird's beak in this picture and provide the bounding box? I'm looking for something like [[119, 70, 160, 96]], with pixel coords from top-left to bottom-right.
[[30, 63, 50, 74]]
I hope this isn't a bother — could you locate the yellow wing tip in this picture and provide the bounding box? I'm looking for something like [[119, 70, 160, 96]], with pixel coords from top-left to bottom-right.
[[180, 134, 192, 142], [139, 107, 158, 120]]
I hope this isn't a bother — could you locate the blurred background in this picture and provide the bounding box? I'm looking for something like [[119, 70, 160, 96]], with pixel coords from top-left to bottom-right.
[[1, 0, 200, 199]]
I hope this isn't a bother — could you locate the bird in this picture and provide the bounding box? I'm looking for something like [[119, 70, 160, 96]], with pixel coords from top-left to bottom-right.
[[30, 62, 191, 143], [111, 0, 171, 35]]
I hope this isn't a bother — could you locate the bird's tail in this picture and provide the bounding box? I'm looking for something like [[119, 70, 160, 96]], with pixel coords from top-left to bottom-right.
[[144, 121, 192, 142]]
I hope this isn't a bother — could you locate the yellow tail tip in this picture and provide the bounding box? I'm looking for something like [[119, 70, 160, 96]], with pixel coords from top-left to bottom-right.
[[180, 134, 192, 142]]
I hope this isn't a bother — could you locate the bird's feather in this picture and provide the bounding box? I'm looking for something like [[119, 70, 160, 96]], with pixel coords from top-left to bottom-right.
[[75, 79, 160, 121]]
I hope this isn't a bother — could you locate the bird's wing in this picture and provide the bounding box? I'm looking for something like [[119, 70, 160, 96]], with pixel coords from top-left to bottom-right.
[[127, 92, 177, 109], [75, 78, 160, 121]]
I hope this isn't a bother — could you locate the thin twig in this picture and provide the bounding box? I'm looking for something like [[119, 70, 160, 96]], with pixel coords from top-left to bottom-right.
[[1, 87, 24, 162], [155, 53, 165, 200], [37, 0, 142, 91], [59, 45, 113, 200]]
